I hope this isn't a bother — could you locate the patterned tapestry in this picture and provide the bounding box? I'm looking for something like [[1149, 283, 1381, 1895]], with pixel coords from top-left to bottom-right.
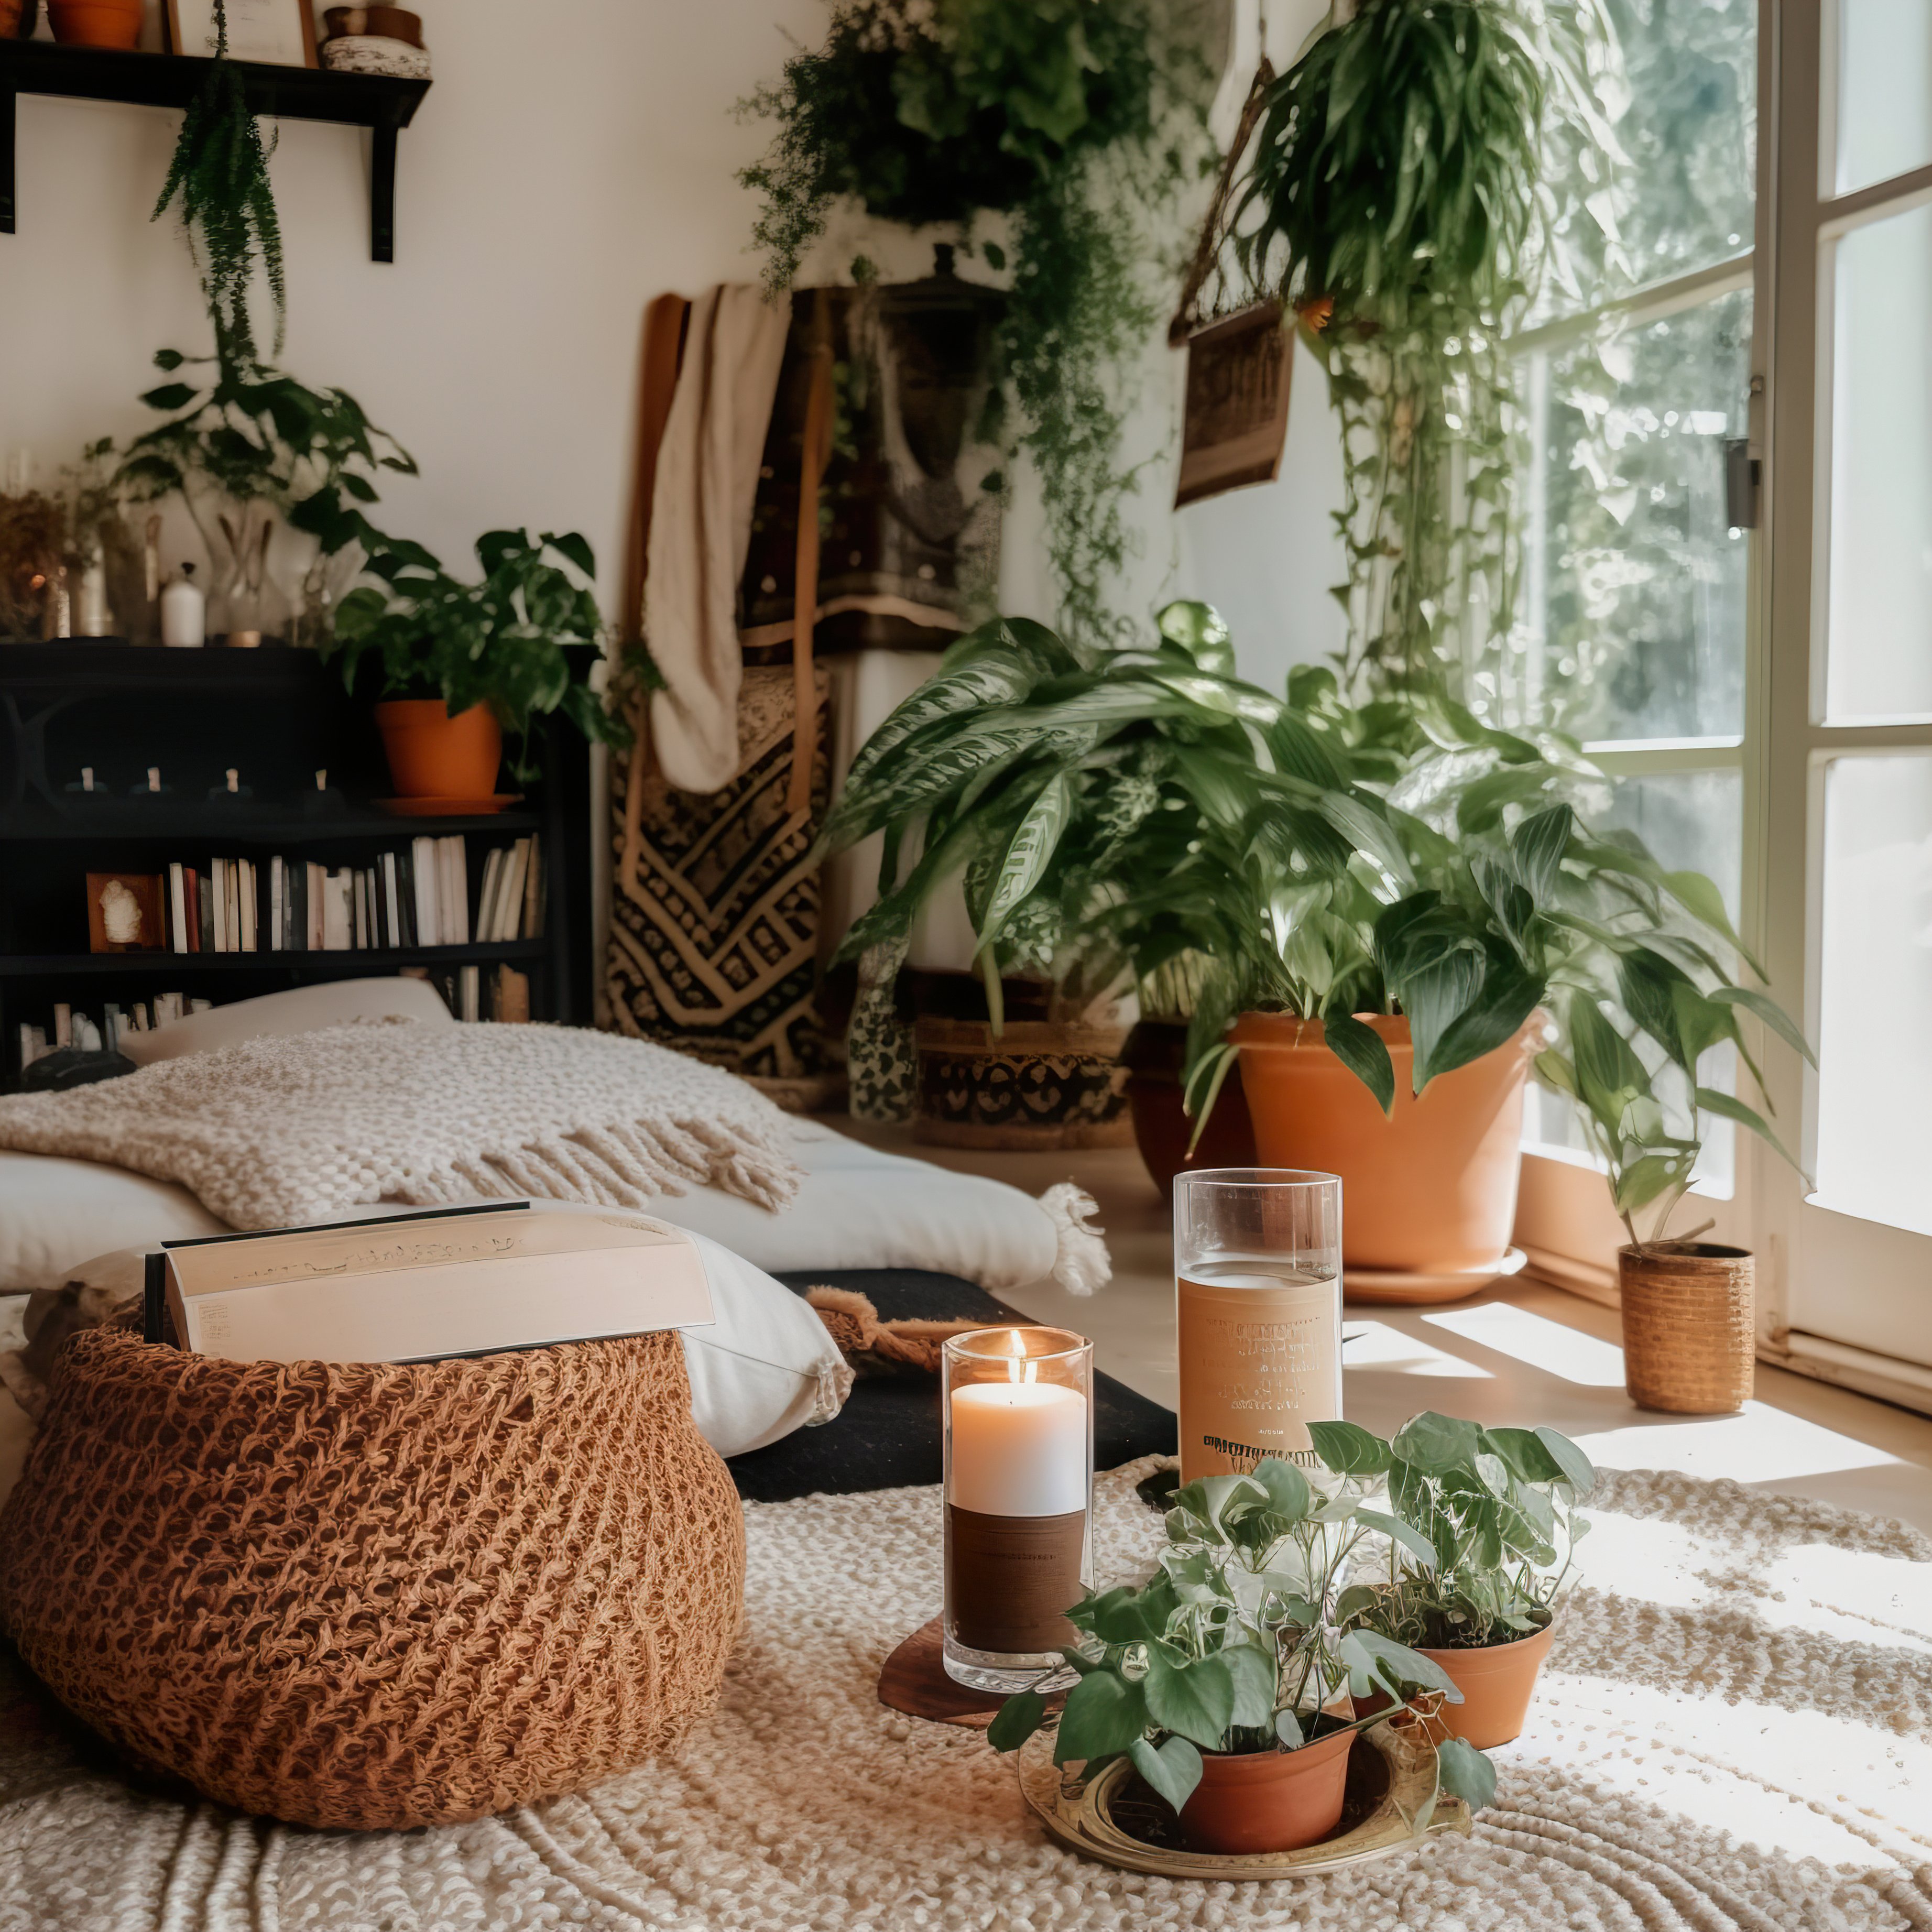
[[606, 665, 833, 1093]]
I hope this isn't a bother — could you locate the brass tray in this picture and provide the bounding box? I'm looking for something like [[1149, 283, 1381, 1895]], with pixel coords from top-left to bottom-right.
[[1017, 1721, 1471, 1880]]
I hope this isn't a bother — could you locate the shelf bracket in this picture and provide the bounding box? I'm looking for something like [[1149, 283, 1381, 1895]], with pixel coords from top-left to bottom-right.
[[369, 108, 399, 263], [2, 71, 16, 234]]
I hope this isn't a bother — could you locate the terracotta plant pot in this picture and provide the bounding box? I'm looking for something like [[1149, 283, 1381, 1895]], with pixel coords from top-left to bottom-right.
[[1619, 1241, 1755, 1415], [912, 1017, 1132, 1150], [1175, 1727, 1355, 1854], [1419, 1621, 1556, 1750], [47, 0, 142, 46], [1230, 1012, 1538, 1275], [1120, 1018, 1257, 1196], [374, 699, 503, 800]]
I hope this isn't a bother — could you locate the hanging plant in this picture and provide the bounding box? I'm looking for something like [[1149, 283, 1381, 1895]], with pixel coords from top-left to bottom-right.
[[1231, 0, 1619, 702], [153, 0, 287, 372], [738, 0, 1212, 650]]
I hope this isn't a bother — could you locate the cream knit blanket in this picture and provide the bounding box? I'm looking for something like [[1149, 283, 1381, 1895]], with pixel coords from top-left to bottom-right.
[[0, 1020, 803, 1229]]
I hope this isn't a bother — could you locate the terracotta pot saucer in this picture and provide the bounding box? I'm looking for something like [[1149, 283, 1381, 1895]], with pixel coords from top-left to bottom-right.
[[1344, 1246, 1529, 1306]]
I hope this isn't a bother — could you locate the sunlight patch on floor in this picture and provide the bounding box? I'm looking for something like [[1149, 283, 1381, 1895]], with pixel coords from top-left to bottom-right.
[[1574, 1404, 1905, 1485], [1423, 1304, 1629, 1387], [1341, 1322, 1493, 1379]]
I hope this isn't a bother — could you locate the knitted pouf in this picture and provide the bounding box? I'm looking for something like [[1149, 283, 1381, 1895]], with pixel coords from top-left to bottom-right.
[[0, 1325, 745, 1831]]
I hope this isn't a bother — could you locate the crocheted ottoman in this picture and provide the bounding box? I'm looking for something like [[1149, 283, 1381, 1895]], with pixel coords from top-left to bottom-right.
[[0, 1325, 745, 1830]]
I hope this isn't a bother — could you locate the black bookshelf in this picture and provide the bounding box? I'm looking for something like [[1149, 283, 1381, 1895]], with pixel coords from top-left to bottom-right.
[[0, 41, 430, 260], [0, 642, 592, 1084]]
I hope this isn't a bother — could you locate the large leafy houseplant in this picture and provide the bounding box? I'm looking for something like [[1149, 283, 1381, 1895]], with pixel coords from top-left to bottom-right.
[[1229, 0, 1620, 700], [986, 1452, 1497, 1825], [325, 530, 628, 781], [820, 604, 1810, 1247], [739, 0, 1210, 647]]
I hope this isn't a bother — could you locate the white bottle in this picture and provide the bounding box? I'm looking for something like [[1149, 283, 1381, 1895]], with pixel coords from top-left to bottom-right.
[[159, 562, 205, 648]]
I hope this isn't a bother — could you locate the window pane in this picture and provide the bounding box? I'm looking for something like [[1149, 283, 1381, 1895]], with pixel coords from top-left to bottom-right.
[[1535, 0, 1754, 323], [1815, 755, 1932, 1237], [1523, 770, 1741, 1191], [1835, 0, 1932, 195], [1506, 290, 1750, 741], [1827, 203, 1932, 723]]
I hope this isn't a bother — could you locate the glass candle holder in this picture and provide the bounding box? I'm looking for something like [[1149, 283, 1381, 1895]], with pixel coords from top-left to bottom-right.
[[1175, 1167, 1343, 1482], [942, 1325, 1094, 1694]]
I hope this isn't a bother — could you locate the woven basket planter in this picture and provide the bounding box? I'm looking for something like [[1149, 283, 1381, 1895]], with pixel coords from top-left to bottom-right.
[[913, 1017, 1133, 1150], [0, 1326, 745, 1830], [1619, 1241, 1756, 1415]]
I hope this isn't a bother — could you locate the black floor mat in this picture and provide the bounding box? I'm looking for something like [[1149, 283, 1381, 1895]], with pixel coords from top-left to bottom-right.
[[726, 1269, 1177, 1503]]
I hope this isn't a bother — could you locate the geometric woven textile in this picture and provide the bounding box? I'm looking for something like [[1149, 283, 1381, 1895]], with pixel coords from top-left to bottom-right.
[[0, 1325, 744, 1831], [608, 664, 832, 1083], [4, 1457, 1930, 1924]]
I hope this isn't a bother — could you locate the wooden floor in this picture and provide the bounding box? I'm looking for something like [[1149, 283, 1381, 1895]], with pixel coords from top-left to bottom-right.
[[839, 1122, 1932, 1536]]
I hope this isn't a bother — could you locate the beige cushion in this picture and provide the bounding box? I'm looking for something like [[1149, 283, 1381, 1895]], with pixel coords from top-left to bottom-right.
[[118, 977, 455, 1067]]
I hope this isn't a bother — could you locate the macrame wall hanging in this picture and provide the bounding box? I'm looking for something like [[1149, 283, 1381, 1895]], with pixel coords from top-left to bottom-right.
[[1171, 59, 1294, 508]]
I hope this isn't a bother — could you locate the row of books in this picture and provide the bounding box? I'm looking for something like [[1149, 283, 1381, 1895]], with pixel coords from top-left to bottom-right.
[[133, 836, 543, 956], [15, 965, 532, 1068]]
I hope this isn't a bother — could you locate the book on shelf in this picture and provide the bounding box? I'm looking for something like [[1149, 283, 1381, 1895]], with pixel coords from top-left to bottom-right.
[[154, 1205, 714, 1365]]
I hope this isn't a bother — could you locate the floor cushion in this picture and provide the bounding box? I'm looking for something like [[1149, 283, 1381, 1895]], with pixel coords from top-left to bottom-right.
[[0, 1324, 744, 1831], [728, 1269, 1178, 1502]]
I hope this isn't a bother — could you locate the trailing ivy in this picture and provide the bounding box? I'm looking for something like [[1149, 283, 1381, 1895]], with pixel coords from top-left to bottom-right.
[[738, 0, 1211, 650], [153, 0, 286, 372], [1232, 0, 1620, 702]]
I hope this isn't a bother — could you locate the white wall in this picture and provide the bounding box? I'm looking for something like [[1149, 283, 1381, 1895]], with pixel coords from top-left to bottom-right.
[[0, 0, 1342, 684]]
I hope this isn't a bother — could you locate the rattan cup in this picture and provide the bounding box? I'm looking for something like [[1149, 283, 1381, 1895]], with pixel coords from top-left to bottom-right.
[[1618, 1241, 1755, 1414]]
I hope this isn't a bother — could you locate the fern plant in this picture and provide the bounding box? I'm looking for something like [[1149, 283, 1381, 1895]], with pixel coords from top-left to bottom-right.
[[153, 0, 286, 372]]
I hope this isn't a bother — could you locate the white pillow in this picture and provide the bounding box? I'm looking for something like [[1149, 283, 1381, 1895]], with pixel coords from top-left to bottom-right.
[[119, 977, 454, 1067], [0, 1211, 848, 1507]]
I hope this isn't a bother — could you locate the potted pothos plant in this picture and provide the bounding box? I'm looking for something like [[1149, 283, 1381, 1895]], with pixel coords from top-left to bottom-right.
[[1317, 1413, 1595, 1750], [739, 0, 1210, 648], [325, 531, 630, 795], [986, 1452, 1496, 1854], [820, 604, 1810, 1292]]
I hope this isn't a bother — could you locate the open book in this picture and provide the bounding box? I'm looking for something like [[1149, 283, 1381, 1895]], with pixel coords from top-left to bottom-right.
[[156, 1205, 714, 1365]]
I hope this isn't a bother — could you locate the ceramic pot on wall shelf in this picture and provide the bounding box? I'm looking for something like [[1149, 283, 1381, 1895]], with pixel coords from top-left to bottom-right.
[[46, 0, 142, 47], [1618, 1241, 1755, 1414], [1231, 1011, 1540, 1298], [374, 700, 504, 800]]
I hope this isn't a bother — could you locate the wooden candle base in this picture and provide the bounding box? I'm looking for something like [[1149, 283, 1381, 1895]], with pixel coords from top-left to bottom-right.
[[877, 1617, 1067, 1729]]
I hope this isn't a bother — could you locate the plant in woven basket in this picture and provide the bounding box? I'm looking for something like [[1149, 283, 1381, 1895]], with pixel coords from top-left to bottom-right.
[[1228, 0, 1622, 701], [1316, 1414, 1594, 1653], [739, 0, 1213, 648], [986, 1452, 1497, 1824], [324, 529, 631, 780], [152, 0, 286, 373], [821, 599, 1813, 1248]]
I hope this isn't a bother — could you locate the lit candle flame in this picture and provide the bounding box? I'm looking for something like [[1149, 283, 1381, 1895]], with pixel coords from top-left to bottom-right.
[[1001, 1328, 1038, 1385]]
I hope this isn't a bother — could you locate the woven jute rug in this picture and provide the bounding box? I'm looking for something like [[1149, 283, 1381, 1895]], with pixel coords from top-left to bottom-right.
[[3, 1456, 1930, 1929]]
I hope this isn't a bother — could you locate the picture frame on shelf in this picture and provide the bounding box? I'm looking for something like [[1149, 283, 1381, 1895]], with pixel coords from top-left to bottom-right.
[[165, 0, 318, 65], [86, 872, 168, 954]]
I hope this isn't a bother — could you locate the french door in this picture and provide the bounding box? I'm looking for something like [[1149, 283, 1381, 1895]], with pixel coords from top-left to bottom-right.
[[1758, 0, 1932, 1402]]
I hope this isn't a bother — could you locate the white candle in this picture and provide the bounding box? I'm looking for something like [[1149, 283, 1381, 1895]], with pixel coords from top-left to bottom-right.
[[949, 1379, 1087, 1517]]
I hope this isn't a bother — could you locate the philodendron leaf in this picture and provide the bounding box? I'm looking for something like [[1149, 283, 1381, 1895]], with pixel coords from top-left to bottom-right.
[[1130, 1734, 1204, 1813], [1340, 1629, 1462, 1704], [1481, 1426, 1566, 1485], [1274, 1708, 1304, 1748], [986, 1690, 1047, 1753], [1532, 1427, 1598, 1501], [1436, 1737, 1498, 1813], [1142, 1647, 1237, 1752], [1052, 1668, 1149, 1766], [1222, 1644, 1279, 1729], [1323, 1009, 1397, 1115], [1354, 1506, 1439, 1570], [1708, 984, 1816, 1065], [1392, 1412, 1485, 1474], [1250, 1456, 1313, 1522], [1695, 1087, 1806, 1174], [1308, 1418, 1392, 1477]]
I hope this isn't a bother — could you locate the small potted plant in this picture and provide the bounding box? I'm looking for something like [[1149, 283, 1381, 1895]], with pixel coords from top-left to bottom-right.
[[986, 1455, 1496, 1854], [326, 530, 628, 796], [1316, 1415, 1595, 1750]]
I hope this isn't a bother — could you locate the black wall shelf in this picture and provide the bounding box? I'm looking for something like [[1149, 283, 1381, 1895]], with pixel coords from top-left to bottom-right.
[[0, 42, 430, 261]]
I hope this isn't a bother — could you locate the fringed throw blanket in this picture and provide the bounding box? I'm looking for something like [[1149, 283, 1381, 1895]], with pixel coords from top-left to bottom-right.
[[0, 1019, 803, 1230]]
